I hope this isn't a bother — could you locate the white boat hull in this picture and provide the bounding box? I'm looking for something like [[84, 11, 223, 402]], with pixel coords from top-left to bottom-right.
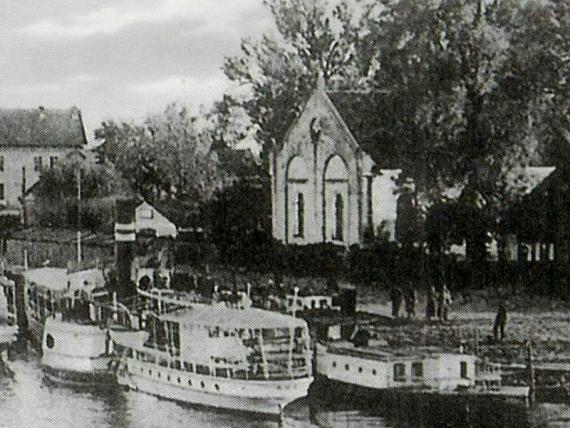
[[117, 359, 313, 416], [41, 317, 114, 385]]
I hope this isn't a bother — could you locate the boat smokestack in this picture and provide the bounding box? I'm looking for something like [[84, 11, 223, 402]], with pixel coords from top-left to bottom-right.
[[115, 198, 136, 298]]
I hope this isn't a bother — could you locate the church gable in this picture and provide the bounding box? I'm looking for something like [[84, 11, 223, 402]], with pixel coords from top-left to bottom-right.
[[278, 89, 362, 159]]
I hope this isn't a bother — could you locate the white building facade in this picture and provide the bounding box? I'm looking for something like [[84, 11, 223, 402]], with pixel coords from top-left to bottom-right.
[[270, 87, 400, 247]]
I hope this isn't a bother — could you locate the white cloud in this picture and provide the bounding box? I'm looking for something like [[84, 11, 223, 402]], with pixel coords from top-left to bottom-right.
[[20, 0, 264, 39], [129, 73, 229, 108]]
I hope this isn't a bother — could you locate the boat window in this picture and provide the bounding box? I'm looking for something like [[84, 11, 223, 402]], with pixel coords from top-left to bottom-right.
[[46, 334, 55, 349], [196, 365, 210, 375], [188, 379, 192, 386], [184, 362, 193, 373], [372, 369, 377, 375], [215, 368, 229, 378], [394, 363, 406, 381], [167, 375, 171, 381], [177, 377, 181, 384], [460, 361, 469, 379], [233, 370, 247, 380], [345, 364, 349, 371], [200, 381, 205, 388], [215, 384, 220, 391], [412, 362, 423, 378], [332, 362, 336, 368], [159, 358, 168, 368], [358, 367, 363, 373]]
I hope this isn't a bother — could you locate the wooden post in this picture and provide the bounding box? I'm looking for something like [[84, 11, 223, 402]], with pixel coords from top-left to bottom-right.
[[474, 328, 479, 356], [526, 339, 535, 405]]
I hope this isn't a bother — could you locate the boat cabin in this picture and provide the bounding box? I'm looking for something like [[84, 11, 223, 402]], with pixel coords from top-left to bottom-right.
[[23, 267, 107, 324], [120, 305, 312, 382], [317, 341, 478, 392]]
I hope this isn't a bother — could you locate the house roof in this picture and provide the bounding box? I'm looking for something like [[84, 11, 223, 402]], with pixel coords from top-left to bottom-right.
[[0, 107, 87, 148]]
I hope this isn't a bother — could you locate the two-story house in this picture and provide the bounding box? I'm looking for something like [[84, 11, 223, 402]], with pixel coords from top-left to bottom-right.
[[0, 106, 88, 214]]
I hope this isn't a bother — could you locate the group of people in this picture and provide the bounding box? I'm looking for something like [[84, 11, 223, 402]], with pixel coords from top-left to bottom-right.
[[390, 283, 452, 322]]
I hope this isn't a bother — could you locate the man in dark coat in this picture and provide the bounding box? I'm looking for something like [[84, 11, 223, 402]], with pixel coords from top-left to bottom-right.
[[390, 286, 403, 318], [426, 285, 437, 320], [493, 300, 508, 341], [404, 285, 416, 319]]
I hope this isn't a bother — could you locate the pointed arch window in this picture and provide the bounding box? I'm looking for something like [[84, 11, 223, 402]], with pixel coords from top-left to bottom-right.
[[334, 194, 344, 241], [295, 193, 304, 238]]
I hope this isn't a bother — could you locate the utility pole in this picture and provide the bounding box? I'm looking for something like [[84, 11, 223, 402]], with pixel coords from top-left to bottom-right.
[[77, 167, 82, 264], [526, 339, 536, 405]]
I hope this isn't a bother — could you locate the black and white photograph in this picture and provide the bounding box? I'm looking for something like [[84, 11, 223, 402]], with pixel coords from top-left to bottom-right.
[[0, 0, 568, 426]]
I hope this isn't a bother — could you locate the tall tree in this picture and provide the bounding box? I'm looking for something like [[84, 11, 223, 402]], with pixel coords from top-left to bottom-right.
[[95, 104, 219, 204], [362, 0, 568, 257], [223, 0, 370, 157]]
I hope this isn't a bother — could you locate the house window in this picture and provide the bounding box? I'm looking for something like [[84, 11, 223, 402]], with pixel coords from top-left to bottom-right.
[[140, 208, 154, 219], [334, 194, 344, 241], [49, 156, 58, 168], [34, 156, 43, 171], [393, 363, 406, 381], [0, 156, 4, 172], [460, 361, 469, 379], [295, 193, 304, 237], [0, 183, 4, 201], [412, 362, 423, 379]]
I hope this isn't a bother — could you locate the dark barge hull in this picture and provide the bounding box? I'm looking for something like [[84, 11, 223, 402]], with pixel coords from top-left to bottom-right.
[[43, 366, 116, 388], [309, 375, 531, 428]]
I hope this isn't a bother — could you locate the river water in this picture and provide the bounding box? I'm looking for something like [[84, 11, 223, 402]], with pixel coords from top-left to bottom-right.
[[0, 353, 392, 427], [1, 353, 568, 427]]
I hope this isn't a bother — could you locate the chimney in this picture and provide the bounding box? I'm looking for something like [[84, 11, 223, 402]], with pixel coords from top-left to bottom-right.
[[114, 198, 137, 298], [70, 106, 80, 120]]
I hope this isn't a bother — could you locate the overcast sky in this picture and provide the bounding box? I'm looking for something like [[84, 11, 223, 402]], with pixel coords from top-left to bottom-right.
[[0, 0, 273, 141]]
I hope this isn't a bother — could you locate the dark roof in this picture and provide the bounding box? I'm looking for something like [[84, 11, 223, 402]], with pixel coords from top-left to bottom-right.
[[0, 107, 87, 148], [326, 90, 405, 168]]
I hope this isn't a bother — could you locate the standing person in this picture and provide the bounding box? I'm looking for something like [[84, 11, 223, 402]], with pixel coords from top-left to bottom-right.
[[426, 285, 437, 321], [493, 300, 508, 341], [439, 283, 452, 322], [405, 285, 416, 319], [390, 286, 403, 319]]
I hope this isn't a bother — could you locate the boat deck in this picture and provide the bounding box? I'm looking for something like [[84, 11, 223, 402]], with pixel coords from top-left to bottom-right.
[[322, 340, 464, 362]]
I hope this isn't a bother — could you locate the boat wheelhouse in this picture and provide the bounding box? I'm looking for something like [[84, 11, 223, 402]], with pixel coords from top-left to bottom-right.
[[23, 267, 106, 345], [112, 304, 313, 416]]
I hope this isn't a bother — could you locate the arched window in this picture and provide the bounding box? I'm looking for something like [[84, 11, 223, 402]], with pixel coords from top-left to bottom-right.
[[295, 193, 304, 237], [334, 194, 344, 241]]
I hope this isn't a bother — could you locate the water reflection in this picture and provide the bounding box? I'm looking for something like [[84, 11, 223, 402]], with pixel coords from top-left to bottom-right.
[[1, 354, 568, 427]]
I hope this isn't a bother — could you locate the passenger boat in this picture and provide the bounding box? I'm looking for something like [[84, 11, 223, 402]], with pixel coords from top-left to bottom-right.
[[111, 303, 314, 417], [313, 337, 532, 418], [23, 265, 116, 385]]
